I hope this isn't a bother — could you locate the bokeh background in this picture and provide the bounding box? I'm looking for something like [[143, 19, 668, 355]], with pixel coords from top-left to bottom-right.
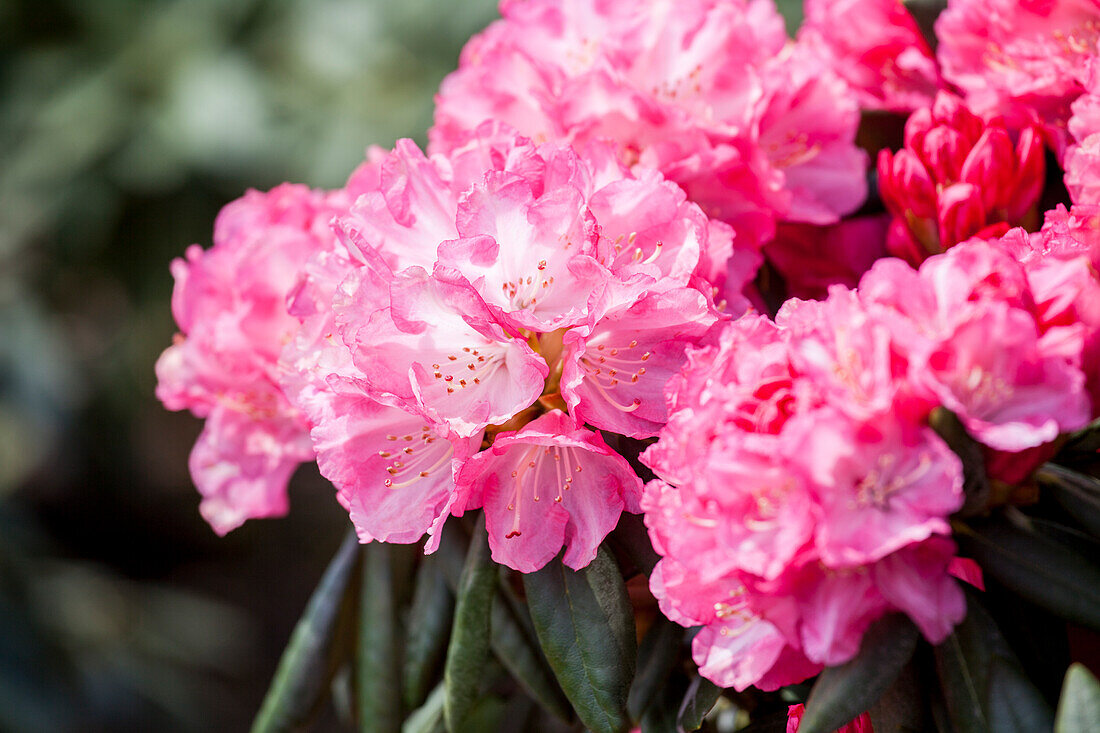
[[0, 1, 803, 730]]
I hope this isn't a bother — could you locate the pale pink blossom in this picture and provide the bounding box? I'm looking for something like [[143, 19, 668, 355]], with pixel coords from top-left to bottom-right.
[[278, 211, 479, 551], [335, 265, 548, 438], [799, 0, 940, 112], [1066, 60, 1100, 204], [456, 410, 643, 572], [560, 285, 721, 438], [431, 0, 866, 249], [156, 183, 349, 533], [187, 406, 313, 535]]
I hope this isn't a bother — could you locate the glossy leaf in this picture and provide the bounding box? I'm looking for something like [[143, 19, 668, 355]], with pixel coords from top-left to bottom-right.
[[403, 558, 455, 710], [523, 548, 635, 733], [252, 532, 360, 733], [434, 528, 570, 721], [798, 614, 919, 733], [957, 510, 1100, 631], [444, 517, 497, 732], [1038, 464, 1100, 539], [1055, 664, 1100, 733], [677, 674, 722, 732], [934, 589, 1053, 733], [490, 590, 573, 722], [359, 543, 402, 733]]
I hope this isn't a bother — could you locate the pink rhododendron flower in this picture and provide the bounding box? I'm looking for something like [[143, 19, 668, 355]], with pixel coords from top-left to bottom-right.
[[936, 0, 1100, 153], [456, 410, 643, 572], [560, 285, 720, 438], [640, 303, 969, 688], [286, 130, 727, 570], [277, 204, 481, 551], [336, 265, 549, 438], [430, 0, 867, 250], [799, 0, 941, 112], [859, 241, 1091, 450], [790, 409, 962, 567], [1066, 60, 1100, 204], [877, 93, 1044, 264], [156, 183, 352, 533], [995, 207, 1100, 413]]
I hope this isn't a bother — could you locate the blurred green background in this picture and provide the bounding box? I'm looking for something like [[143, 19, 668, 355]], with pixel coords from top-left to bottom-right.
[[0, 1, 501, 730], [0, 1, 805, 730]]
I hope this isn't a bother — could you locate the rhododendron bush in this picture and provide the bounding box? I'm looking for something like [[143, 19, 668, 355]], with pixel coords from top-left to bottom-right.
[[157, 1, 1100, 731]]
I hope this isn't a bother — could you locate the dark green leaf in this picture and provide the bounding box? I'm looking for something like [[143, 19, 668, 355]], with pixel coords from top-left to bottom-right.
[[677, 674, 722, 732], [434, 528, 571, 721], [444, 517, 497, 732], [585, 547, 637, 680], [628, 616, 683, 721], [403, 558, 455, 710], [1028, 516, 1100, 559], [799, 614, 919, 733], [454, 695, 507, 733], [490, 590, 573, 721], [1055, 663, 1100, 733], [359, 544, 402, 733], [252, 531, 360, 733], [957, 509, 1100, 631], [523, 548, 635, 733], [1038, 464, 1100, 538], [930, 408, 989, 516], [934, 589, 1052, 733]]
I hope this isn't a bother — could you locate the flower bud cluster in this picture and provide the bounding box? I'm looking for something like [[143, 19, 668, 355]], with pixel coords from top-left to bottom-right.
[[878, 93, 1045, 265]]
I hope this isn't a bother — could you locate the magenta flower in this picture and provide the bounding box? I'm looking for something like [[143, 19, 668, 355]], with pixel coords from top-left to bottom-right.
[[877, 93, 1045, 264]]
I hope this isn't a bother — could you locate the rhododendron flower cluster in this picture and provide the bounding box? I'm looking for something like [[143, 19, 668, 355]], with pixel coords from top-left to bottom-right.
[[164, 123, 748, 573], [157, 0, 1100, 723], [431, 0, 868, 254], [641, 234, 1093, 689]]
